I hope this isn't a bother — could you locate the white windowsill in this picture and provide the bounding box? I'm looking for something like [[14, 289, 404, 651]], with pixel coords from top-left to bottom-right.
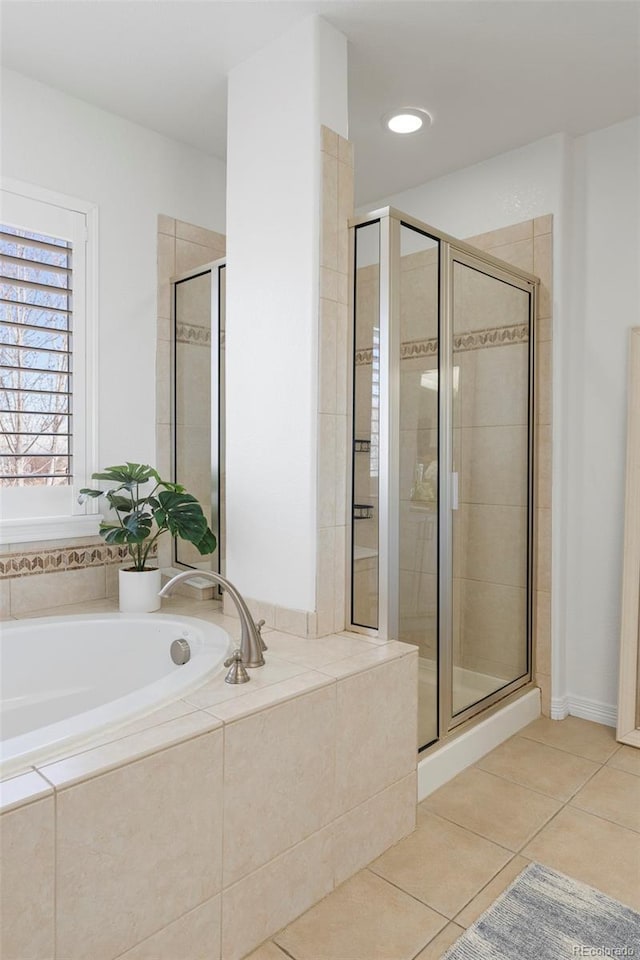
[[0, 514, 103, 547]]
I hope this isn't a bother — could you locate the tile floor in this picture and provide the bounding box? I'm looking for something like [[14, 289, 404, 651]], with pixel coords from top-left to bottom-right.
[[245, 716, 640, 960]]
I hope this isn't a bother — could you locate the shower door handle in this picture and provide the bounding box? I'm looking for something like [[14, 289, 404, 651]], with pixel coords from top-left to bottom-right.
[[451, 472, 459, 511]]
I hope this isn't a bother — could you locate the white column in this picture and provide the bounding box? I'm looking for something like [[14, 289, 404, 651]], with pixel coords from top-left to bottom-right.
[[225, 16, 348, 611]]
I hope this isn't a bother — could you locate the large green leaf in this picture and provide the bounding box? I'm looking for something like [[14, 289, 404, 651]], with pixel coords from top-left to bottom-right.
[[91, 463, 158, 490], [193, 526, 217, 556], [154, 491, 208, 543], [106, 492, 133, 513], [99, 522, 133, 545], [123, 510, 153, 542]]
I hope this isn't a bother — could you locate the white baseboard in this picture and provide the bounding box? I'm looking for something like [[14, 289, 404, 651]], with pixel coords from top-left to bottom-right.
[[559, 693, 617, 728], [417, 688, 541, 801]]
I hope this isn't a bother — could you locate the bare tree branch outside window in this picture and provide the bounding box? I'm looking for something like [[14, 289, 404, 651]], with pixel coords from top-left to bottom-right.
[[0, 225, 72, 486]]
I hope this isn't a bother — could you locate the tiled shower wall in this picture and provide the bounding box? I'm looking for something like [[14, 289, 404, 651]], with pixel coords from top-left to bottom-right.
[[353, 217, 553, 714]]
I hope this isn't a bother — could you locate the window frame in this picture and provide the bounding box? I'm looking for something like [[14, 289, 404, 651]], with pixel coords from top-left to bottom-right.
[[0, 178, 100, 544]]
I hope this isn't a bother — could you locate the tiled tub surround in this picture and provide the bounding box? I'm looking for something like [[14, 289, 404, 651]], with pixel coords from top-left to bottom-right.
[[0, 597, 418, 960], [0, 539, 149, 617]]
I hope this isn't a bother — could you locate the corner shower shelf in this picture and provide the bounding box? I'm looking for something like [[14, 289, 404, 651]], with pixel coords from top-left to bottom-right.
[[353, 504, 374, 520], [354, 438, 371, 453]]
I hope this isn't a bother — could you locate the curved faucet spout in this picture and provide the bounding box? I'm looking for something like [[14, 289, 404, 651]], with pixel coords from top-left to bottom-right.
[[159, 571, 266, 668]]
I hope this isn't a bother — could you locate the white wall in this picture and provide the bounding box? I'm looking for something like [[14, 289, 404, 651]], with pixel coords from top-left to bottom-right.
[[1, 68, 226, 470], [364, 120, 640, 720], [225, 16, 347, 610], [564, 117, 640, 719]]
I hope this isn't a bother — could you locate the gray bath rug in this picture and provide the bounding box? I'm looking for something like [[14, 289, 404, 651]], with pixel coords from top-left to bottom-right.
[[442, 862, 640, 959]]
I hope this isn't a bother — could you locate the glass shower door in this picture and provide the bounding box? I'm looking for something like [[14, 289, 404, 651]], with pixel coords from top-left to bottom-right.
[[446, 252, 533, 725]]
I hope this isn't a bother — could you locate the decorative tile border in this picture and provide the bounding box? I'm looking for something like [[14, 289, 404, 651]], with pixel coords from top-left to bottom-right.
[[355, 323, 529, 366], [0, 542, 158, 579], [176, 324, 226, 348]]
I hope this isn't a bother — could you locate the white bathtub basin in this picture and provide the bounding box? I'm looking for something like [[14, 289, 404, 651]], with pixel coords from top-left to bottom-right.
[[0, 612, 232, 778]]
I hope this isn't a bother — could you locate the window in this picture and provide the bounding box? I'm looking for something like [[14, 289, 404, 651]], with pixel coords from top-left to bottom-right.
[[0, 182, 98, 542]]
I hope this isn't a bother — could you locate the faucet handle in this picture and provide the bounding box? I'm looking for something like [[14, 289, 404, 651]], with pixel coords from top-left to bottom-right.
[[224, 649, 250, 685], [255, 619, 268, 652]]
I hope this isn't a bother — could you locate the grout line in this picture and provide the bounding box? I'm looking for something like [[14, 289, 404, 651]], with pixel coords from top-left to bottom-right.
[[417, 808, 517, 856], [517, 730, 618, 765], [566, 799, 640, 836]]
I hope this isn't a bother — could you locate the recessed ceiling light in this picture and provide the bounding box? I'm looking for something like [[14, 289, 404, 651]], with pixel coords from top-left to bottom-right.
[[383, 108, 433, 135]]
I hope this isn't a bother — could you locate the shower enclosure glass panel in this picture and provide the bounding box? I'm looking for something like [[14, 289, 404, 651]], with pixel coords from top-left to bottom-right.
[[172, 261, 225, 573], [450, 257, 532, 718], [398, 224, 440, 747], [349, 208, 536, 751], [351, 222, 381, 629]]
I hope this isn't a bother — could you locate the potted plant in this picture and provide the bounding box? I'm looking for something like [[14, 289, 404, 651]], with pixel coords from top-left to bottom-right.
[[80, 462, 216, 613]]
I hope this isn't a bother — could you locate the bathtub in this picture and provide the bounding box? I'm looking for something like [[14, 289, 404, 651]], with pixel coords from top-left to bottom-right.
[[0, 613, 232, 778]]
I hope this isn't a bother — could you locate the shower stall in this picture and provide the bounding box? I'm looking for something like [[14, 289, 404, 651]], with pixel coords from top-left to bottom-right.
[[171, 259, 226, 575], [349, 208, 538, 751]]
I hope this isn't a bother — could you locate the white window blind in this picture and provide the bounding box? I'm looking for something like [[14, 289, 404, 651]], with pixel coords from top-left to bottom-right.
[[0, 224, 73, 485], [0, 182, 98, 542]]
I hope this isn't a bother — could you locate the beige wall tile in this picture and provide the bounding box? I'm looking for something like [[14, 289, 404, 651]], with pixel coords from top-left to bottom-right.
[[0, 797, 54, 960], [461, 425, 528, 507], [536, 671, 551, 715], [316, 527, 336, 637], [536, 422, 552, 510], [459, 579, 527, 675], [221, 826, 334, 960], [157, 232, 175, 319], [222, 685, 336, 886], [537, 315, 552, 342], [489, 238, 534, 274], [0, 579, 10, 618], [333, 524, 347, 632], [534, 233, 552, 318], [536, 507, 552, 593], [156, 336, 171, 425], [184, 656, 306, 710], [321, 125, 338, 158], [332, 773, 416, 886], [458, 344, 529, 428], [338, 134, 353, 167], [10, 564, 106, 615], [533, 214, 553, 236], [274, 604, 310, 637], [320, 266, 339, 302], [175, 221, 225, 253], [335, 655, 418, 814], [176, 238, 216, 274], [56, 731, 224, 960], [318, 413, 337, 528], [536, 338, 552, 425], [458, 503, 528, 588], [522, 806, 640, 910], [336, 301, 349, 416], [118, 896, 221, 960], [337, 159, 354, 275], [467, 220, 533, 250], [319, 298, 337, 414], [275, 869, 447, 960], [371, 809, 511, 919], [321, 151, 338, 270], [535, 589, 552, 675], [157, 213, 175, 236]]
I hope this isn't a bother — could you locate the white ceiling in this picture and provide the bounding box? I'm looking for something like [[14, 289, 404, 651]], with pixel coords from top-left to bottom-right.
[[2, 1, 639, 204]]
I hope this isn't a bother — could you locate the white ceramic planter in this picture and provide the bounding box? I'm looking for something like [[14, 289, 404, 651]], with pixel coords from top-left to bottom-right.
[[118, 567, 162, 613]]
